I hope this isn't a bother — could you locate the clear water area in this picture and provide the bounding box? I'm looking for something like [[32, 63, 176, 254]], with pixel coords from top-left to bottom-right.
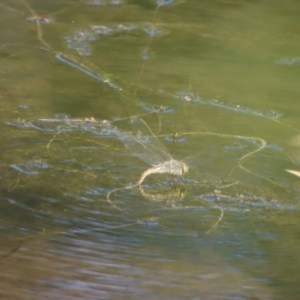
[[1, 0, 300, 299]]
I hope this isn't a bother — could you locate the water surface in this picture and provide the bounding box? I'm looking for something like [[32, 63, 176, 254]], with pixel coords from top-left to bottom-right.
[[1, 0, 300, 299]]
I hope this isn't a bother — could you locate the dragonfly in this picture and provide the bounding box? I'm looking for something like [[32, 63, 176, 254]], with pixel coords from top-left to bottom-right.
[[117, 116, 189, 186]]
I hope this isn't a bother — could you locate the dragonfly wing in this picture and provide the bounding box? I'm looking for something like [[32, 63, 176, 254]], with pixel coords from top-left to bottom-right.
[[131, 116, 173, 164], [117, 116, 172, 166]]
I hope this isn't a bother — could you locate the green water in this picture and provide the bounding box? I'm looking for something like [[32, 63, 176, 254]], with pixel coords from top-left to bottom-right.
[[1, 0, 300, 299]]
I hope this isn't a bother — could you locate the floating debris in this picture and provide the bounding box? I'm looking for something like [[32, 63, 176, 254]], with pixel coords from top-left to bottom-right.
[[140, 47, 156, 60], [117, 23, 138, 33], [137, 217, 159, 226], [275, 57, 300, 66], [154, 0, 185, 7], [90, 127, 119, 137], [5, 119, 53, 132], [26, 16, 54, 24], [86, 0, 106, 5], [88, 120, 120, 136], [5, 119, 32, 128], [10, 160, 50, 175], [38, 117, 97, 124], [26, 160, 51, 170], [286, 170, 300, 178], [33, 117, 119, 136], [139, 103, 173, 114], [101, 120, 113, 128], [55, 53, 121, 90], [109, 0, 124, 5], [142, 23, 169, 37], [91, 25, 115, 36], [18, 105, 30, 109], [264, 143, 283, 151], [102, 23, 138, 34], [164, 135, 186, 143], [224, 142, 247, 150], [6, 117, 111, 133], [28, 121, 54, 132], [53, 114, 69, 119], [173, 91, 202, 103], [86, 0, 124, 5], [91, 23, 139, 36], [208, 99, 282, 119], [64, 30, 97, 56], [10, 164, 38, 175]]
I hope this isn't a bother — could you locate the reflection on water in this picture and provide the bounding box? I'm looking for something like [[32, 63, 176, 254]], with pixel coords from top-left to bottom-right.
[[1, 0, 300, 298]]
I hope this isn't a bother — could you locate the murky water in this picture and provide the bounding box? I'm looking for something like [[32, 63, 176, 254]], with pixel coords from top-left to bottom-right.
[[1, 0, 300, 299]]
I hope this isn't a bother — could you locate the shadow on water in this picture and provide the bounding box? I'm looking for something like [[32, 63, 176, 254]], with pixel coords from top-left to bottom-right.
[[1, 0, 300, 299]]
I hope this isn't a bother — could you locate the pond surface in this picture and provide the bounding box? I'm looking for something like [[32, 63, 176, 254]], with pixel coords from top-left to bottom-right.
[[1, 0, 300, 299]]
